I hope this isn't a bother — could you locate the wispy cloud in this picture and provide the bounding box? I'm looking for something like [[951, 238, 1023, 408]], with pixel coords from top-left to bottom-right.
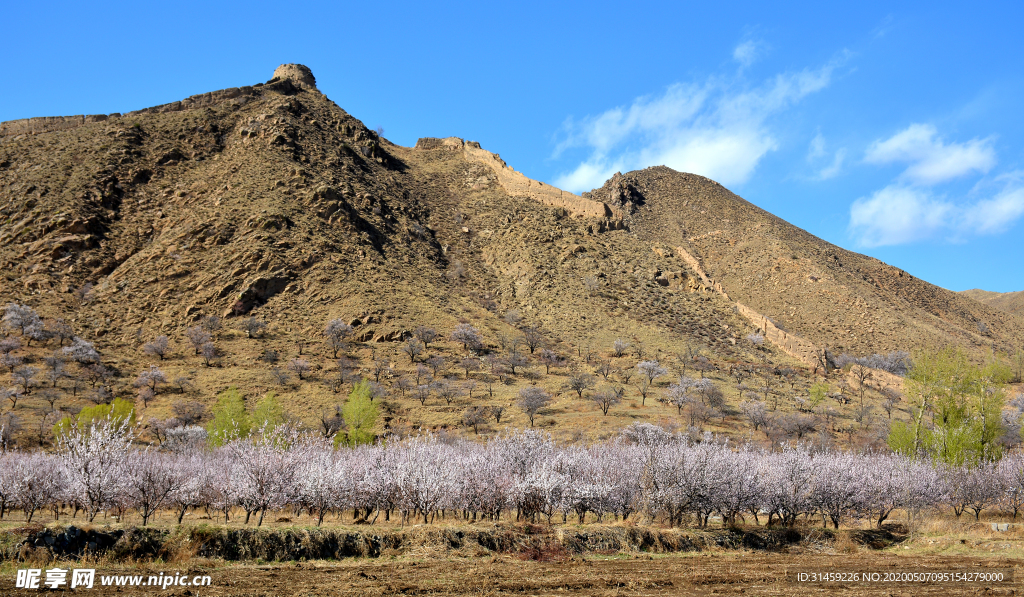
[[849, 175, 1024, 247], [552, 55, 845, 193], [849, 123, 1017, 247], [806, 132, 845, 180], [864, 123, 996, 185], [733, 40, 765, 68]]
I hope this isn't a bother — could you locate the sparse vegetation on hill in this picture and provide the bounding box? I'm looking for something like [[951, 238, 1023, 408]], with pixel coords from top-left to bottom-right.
[[0, 64, 1020, 451]]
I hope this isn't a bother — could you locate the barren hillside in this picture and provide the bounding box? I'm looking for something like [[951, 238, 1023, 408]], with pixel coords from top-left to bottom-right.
[[587, 168, 1024, 358], [0, 64, 1020, 446], [961, 289, 1024, 318]]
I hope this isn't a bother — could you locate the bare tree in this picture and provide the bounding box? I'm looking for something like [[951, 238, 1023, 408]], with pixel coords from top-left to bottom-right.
[[371, 358, 392, 383], [43, 355, 68, 388], [51, 319, 75, 347], [394, 376, 413, 398], [324, 319, 354, 358], [451, 323, 482, 351], [588, 388, 621, 415], [537, 349, 564, 374], [143, 335, 171, 360], [490, 405, 507, 424], [185, 326, 212, 355], [172, 400, 207, 425], [521, 325, 544, 354], [612, 339, 629, 358], [414, 326, 438, 349], [692, 356, 714, 379], [517, 387, 552, 427], [12, 366, 38, 394], [2, 387, 23, 410], [852, 365, 873, 407], [169, 373, 193, 394], [288, 358, 310, 381], [504, 353, 528, 375], [462, 407, 488, 434], [200, 342, 217, 367], [261, 349, 279, 364], [242, 317, 268, 339], [318, 406, 345, 438], [402, 338, 425, 363], [433, 380, 462, 405], [635, 360, 667, 405], [138, 386, 155, 408], [460, 357, 481, 378], [780, 413, 818, 440], [271, 367, 290, 387], [566, 372, 596, 399], [135, 365, 168, 394], [503, 309, 523, 327], [63, 337, 100, 365], [880, 386, 902, 420], [414, 384, 431, 406], [0, 336, 20, 355], [595, 361, 613, 381], [426, 355, 448, 378], [201, 315, 222, 335], [740, 399, 769, 432], [2, 303, 41, 336], [631, 340, 647, 361]]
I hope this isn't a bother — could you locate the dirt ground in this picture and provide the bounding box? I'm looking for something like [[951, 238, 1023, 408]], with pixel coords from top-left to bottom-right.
[[4, 552, 1020, 596]]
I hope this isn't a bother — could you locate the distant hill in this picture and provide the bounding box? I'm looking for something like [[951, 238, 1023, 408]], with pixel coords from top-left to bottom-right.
[[960, 289, 1024, 318]]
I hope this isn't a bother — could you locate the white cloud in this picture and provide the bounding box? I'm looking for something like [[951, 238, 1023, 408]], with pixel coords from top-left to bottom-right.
[[806, 133, 845, 179], [963, 186, 1024, 234], [849, 182, 1024, 247], [817, 148, 846, 180], [864, 123, 996, 185], [733, 40, 762, 68], [849, 185, 953, 246], [849, 124, 1018, 246], [553, 58, 842, 192], [808, 132, 826, 160]]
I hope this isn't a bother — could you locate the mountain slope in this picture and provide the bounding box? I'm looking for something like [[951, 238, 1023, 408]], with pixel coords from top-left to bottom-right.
[[961, 289, 1024, 318], [0, 64, 1020, 445], [585, 167, 1024, 358]]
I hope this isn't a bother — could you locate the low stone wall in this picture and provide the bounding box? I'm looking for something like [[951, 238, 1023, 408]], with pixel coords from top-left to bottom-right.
[[735, 302, 820, 365], [416, 137, 618, 220]]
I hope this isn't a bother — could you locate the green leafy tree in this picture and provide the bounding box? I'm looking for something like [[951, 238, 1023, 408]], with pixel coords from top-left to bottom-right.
[[207, 386, 250, 446], [335, 380, 378, 448], [888, 347, 1005, 465], [53, 398, 136, 438], [252, 392, 285, 430], [808, 382, 829, 409]]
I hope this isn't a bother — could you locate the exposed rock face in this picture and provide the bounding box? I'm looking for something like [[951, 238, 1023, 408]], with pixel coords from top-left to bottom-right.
[[272, 64, 317, 90]]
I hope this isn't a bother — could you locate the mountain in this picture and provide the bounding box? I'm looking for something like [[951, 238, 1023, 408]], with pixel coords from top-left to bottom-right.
[[960, 289, 1024, 318], [1, 64, 1021, 442]]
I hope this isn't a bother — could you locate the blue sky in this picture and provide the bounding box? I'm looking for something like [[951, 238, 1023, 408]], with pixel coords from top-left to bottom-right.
[[3, 1, 1022, 292]]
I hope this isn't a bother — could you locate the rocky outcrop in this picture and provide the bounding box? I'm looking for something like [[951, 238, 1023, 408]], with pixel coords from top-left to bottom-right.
[[271, 63, 317, 90]]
